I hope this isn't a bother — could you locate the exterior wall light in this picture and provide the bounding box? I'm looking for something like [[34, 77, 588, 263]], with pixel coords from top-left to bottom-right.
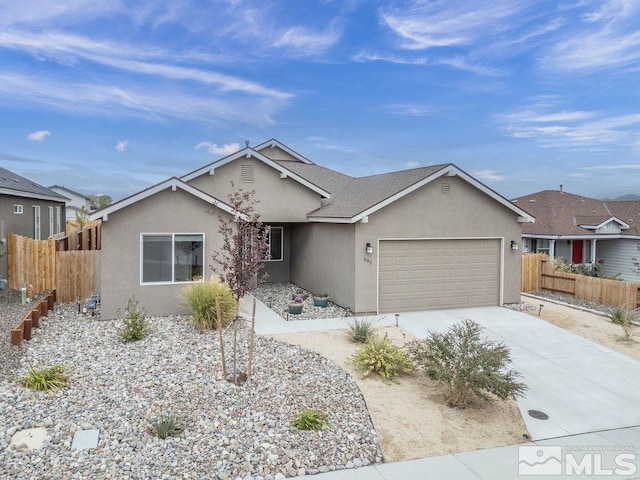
[[511, 241, 519, 250], [366, 242, 374, 254]]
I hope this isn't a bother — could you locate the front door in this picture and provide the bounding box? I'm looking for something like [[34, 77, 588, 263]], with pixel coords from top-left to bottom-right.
[[572, 240, 583, 264]]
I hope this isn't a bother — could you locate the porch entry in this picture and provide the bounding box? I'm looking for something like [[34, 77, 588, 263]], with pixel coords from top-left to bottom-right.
[[572, 240, 583, 264], [378, 238, 502, 313]]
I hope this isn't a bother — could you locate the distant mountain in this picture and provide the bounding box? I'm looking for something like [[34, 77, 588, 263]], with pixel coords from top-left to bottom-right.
[[602, 194, 640, 201]]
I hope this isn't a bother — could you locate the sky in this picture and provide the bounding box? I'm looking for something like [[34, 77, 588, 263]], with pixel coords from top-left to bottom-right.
[[1, 0, 640, 202]]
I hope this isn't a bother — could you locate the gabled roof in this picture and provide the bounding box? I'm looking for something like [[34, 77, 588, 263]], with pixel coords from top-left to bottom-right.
[[89, 177, 238, 221], [306, 163, 534, 224], [574, 215, 628, 230], [512, 190, 640, 237], [49, 184, 89, 200], [253, 138, 313, 164], [180, 146, 331, 198], [0, 166, 68, 202]]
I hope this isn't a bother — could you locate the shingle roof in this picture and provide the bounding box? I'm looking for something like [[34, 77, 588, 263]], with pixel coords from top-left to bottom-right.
[[0, 166, 67, 201], [512, 190, 640, 236], [306, 165, 449, 218], [606, 201, 640, 235]]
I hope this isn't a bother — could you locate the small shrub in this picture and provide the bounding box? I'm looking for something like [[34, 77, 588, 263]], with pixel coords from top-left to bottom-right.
[[117, 296, 149, 342], [353, 333, 414, 382], [19, 364, 68, 391], [148, 407, 182, 439], [290, 409, 328, 431], [609, 307, 635, 341], [407, 319, 527, 408], [347, 317, 378, 343], [181, 279, 236, 330]]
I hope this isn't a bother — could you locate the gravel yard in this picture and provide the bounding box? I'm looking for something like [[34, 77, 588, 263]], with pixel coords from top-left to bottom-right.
[[252, 283, 351, 321], [0, 288, 45, 383], [1, 302, 381, 479]]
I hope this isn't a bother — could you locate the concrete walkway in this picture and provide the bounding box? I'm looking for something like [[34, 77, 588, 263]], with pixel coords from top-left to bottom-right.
[[241, 297, 640, 479]]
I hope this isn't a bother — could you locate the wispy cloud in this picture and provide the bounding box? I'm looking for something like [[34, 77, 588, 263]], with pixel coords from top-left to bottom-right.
[[385, 103, 433, 117], [405, 161, 420, 168], [271, 23, 341, 57], [497, 102, 640, 150], [195, 142, 240, 155], [352, 51, 428, 65], [541, 0, 640, 73], [471, 170, 505, 181], [0, 72, 285, 124], [581, 164, 640, 170], [380, 1, 530, 50], [115, 140, 129, 153], [26, 130, 51, 142]]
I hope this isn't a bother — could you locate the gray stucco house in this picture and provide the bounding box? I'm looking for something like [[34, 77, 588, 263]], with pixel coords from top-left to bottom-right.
[[512, 189, 640, 282], [0, 166, 68, 278], [91, 139, 534, 318]]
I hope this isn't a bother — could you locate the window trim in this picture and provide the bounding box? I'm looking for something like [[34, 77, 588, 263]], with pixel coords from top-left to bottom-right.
[[33, 205, 41, 240], [140, 232, 205, 285], [261, 225, 284, 262], [48, 206, 54, 238], [56, 206, 61, 234], [14, 204, 23, 214]]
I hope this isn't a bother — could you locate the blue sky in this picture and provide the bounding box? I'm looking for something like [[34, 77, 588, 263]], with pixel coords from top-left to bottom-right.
[[1, 0, 640, 202]]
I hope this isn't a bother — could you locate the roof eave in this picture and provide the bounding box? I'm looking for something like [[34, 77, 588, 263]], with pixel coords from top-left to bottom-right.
[[0, 188, 67, 203]]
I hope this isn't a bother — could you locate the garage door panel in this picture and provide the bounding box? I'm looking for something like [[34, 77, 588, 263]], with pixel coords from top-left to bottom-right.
[[379, 239, 501, 313]]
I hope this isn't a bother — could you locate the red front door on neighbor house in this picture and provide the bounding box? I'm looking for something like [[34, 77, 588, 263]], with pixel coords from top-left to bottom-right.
[[572, 240, 583, 264]]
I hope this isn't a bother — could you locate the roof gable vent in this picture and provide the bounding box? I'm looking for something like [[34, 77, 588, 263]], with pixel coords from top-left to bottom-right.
[[240, 164, 254, 183], [441, 182, 450, 194]]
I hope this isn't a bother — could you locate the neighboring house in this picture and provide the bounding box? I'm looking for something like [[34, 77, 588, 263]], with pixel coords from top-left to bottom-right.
[[0, 166, 68, 278], [512, 189, 640, 282], [49, 185, 91, 221], [90, 139, 534, 318]]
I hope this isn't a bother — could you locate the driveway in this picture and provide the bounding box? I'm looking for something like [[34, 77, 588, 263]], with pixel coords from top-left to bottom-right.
[[245, 297, 640, 442]]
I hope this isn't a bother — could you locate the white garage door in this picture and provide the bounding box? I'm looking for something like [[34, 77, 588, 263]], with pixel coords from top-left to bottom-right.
[[378, 239, 501, 313]]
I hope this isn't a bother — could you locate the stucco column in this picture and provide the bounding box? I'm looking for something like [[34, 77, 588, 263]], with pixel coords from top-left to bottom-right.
[[549, 239, 556, 259]]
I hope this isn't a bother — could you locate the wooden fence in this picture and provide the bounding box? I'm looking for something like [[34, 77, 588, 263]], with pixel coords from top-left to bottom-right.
[[522, 253, 640, 310], [7, 233, 100, 302]]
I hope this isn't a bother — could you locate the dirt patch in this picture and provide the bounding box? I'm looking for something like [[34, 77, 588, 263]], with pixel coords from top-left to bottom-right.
[[521, 296, 640, 361], [271, 326, 529, 462]]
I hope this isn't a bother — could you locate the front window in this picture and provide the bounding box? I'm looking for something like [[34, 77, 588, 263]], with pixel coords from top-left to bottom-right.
[[56, 207, 61, 234], [262, 226, 283, 261], [49, 206, 54, 238], [141, 233, 204, 283]]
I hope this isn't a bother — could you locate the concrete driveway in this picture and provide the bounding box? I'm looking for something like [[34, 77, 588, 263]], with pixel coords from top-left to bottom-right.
[[246, 297, 640, 442]]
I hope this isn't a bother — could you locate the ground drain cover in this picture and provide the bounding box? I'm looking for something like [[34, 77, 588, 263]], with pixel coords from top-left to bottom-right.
[[528, 409, 549, 420]]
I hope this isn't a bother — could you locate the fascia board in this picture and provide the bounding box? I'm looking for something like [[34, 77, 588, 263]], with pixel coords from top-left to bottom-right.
[[0, 188, 66, 203]]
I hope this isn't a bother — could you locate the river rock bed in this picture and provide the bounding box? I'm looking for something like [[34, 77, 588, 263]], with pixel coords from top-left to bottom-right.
[[252, 283, 351, 321], [0, 304, 381, 479]]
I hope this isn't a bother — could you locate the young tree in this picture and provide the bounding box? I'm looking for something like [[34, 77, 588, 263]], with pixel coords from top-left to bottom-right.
[[211, 184, 270, 383], [89, 194, 112, 211]]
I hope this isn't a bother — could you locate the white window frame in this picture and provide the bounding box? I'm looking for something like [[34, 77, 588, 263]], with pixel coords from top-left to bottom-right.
[[14, 204, 23, 214], [48, 206, 54, 238], [56, 206, 61, 234], [32, 206, 41, 240], [261, 226, 283, 262], [140, 233, 205, 285]]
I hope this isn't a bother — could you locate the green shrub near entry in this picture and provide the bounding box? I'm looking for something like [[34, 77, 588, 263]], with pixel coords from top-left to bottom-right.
[[406, 319, 527, 408], [117, 296, 149, 342], [353, 333, 414, 382], [181, 279, 236, 330], [347, 317, 378, 343], [290, 409, 328, 431], [19, 364, 68, 391]]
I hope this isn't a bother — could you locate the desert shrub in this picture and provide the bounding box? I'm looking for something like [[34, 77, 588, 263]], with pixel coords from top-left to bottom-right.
[[347, 317, 378, 343], [19, 364, 68, 391], [609, 307, 635, 341], [290, 409, 328, 431], [181, 279, 236, 330], [407, 319, 527, 408], [148, 407, 182, 439], [353, 333, 414, 382], [117, 296, 149, 342]]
